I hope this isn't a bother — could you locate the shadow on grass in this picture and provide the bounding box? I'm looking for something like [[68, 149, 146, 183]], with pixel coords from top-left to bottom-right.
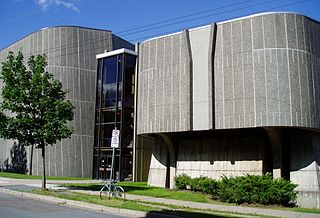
[[64, 182, 153, 192], [63, 182, 210, 203], [145, 210, 231, 218]]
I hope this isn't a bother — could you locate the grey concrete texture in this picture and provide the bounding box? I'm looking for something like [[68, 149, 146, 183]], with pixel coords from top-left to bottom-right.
[[147, 136, 169, 187], [134, 136, 154, 182], [146, 129, 267, 189], [137, 30, 193, 135], [136, 12, 320, 208], [214, 13, 320, 130], [0, 26, 134, 178], [297, 191, 320, 210], [289, 130, 320, 192], [176, 133, 265, 179], [137, 12, 320, 134]]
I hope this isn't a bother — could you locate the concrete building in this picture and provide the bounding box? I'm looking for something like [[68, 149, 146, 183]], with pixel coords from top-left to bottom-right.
[[135, 12, 320, 208], [0, 12, 320, 208], [0, 26, 134, 178]]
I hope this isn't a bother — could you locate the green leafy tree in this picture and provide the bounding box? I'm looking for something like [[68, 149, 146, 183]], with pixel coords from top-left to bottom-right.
[[0, 51, 74, 189]]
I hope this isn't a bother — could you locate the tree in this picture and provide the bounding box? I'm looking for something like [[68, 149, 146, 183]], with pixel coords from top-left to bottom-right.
[[0, 51, 74, 189]]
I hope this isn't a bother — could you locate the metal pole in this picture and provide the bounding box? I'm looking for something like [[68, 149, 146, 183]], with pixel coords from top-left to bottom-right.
[[110, 147, 116, 181], [110, 126, 117, 181]]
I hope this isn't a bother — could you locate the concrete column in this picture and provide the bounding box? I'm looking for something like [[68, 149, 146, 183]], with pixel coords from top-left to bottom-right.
[[135, 136, 154, 182], [264, 128, 283, 178], [159, 134, 177, 189]]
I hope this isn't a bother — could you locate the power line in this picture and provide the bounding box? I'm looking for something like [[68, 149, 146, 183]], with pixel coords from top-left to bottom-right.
[[128, 0, 310, 42], [114, 0, 256, 35], [0, 0, 273, 58], [120, 0, 301, 37], [0, 0, 310, 59]]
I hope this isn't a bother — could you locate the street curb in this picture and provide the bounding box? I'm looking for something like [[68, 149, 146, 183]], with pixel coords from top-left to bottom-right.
[[0, 187, 151, 218]]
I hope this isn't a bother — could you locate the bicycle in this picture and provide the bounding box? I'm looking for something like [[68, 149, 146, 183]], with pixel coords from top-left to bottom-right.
[[99, 180, 125, 200]]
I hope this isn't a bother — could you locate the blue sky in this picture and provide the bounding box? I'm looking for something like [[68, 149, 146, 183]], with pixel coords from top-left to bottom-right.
[[0, 0, 319, 50]]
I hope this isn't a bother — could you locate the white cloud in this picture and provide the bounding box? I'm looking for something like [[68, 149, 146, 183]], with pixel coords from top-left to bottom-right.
[[35, 0, 80, 13]]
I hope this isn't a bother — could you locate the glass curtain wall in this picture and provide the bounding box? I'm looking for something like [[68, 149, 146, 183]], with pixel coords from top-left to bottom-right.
[[93, 52, 136, 180]]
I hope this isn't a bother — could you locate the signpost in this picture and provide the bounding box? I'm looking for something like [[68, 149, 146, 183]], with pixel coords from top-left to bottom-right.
[[111, 129, 120, 148], [110, 129, 120, 180]]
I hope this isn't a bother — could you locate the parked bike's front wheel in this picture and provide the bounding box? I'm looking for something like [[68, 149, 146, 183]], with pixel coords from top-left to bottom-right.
[[114, 186, 125, 200], [100, 185, 111, 200]]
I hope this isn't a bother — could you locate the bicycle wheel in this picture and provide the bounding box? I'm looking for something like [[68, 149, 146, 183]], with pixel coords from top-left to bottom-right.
[[114, 186, 125, 200], [100, 184, 111, 200]]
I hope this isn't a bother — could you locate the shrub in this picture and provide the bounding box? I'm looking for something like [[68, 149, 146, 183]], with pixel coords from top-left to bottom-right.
[[217, 174, 298, 206], [174, 174, 192, 190], [190, 176, 219, 195], [174, 173, 298, 206]]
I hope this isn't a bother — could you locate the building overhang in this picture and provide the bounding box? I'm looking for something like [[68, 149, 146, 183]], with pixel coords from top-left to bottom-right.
[[96, 48, 137, 59]]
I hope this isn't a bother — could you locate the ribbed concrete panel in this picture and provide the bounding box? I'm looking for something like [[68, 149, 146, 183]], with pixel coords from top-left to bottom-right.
[[136, 12, 320, 134], [0, 26, 134, 177], [222, 22, 233, 128], [232, 20, 244, 128], [137, 30, 192, 134], [214, 24, 223, 129], [214, 12, 320, 130]]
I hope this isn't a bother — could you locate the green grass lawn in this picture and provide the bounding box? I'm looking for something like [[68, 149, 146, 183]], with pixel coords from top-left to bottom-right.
[[0, 172, 90, 180], [64, 181, 213, 203], [63, 181, 320, 215], [30, 189, 263, 218]]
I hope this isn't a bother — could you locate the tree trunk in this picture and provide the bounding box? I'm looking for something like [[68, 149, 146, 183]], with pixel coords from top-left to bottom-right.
[[29, 144, 34, 175], [41, 144, 46, 190]]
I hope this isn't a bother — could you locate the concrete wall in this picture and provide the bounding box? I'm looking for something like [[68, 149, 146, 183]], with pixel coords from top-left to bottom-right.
[[176, 132, 266, 179], [137, 12, 320, 134], [0, 26, 133, 178], [147, 136, 168, 188], [146, 128, 269, 187], [134, 136, 154, 182], [137, 30, 192, 134], [189, 25, 215, 130], [289, 130, 320, 192], [286, 129, 320, 208], [215, 13, 320, 130], [136, 13, 320, 207], [112, 35, 135, 51]]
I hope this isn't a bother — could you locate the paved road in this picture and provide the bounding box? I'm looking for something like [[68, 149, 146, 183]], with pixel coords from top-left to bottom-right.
[[0, 192, 127, 218]]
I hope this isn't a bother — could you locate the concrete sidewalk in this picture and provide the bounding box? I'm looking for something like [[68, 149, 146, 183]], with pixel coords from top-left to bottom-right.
[[1, 177, 320, 218]]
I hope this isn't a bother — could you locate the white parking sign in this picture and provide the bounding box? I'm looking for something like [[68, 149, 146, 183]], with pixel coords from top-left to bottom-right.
[[111, 129, 120, 148], [112, 129, 120, 137]]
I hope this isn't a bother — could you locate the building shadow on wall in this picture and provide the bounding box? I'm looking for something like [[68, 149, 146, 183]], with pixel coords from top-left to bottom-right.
[[150, 128, 320, 182], [286, 128, 320, 172], [1, 142, 27, 174], [151, 128, 273, 178]]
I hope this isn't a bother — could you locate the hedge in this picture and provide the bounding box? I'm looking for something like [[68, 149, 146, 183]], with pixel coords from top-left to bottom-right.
[[174, 173, 297, 206]]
